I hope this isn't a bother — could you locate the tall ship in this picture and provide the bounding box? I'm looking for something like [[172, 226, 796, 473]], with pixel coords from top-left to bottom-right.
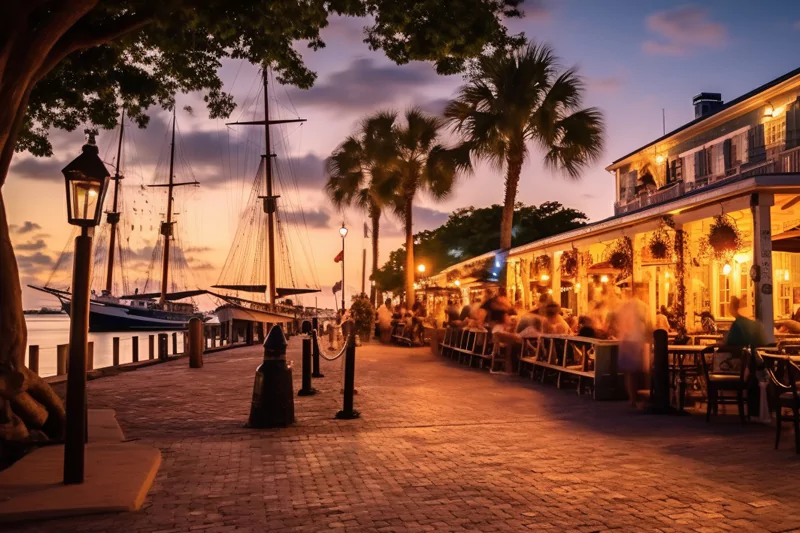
[[209, 66, 321, 326], [31, 109, 207, 331]]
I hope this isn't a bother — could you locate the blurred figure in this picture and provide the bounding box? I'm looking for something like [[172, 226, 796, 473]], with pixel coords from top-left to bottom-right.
[[565, 314, 578, 334], [616, 290, 651, 407], [377, 298, 393, 343], [655, 305, 671, 332], [445, 299, 461, 327], [481, 287, 515, 332], [542, 302, 570, 334], [411, 299, 427, 342], [577, 316, 597, 338], [725, 296, 766, 348]]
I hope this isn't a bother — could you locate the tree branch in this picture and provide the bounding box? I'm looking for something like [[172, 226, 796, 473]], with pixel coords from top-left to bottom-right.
[[34, 10, 154, 82]]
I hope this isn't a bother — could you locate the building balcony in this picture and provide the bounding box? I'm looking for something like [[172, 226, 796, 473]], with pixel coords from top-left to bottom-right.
[[614, 144, 800, 216]]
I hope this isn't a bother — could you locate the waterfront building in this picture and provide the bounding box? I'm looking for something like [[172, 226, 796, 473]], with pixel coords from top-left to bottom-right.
[[429, 67, 800, 341]]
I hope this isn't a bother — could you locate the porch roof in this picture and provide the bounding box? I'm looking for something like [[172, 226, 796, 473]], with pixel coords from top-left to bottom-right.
[[508, 173, 800, 258]]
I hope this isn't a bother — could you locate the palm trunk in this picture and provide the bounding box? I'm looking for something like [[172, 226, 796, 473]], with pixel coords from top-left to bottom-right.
[[499, 150, 524, 251], [404, 196, 414, 309], [370, 208, 380, 307]]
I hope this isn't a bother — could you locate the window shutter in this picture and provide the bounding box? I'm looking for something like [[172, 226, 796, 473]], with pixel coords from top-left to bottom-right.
[[748, 124, 766, 163], [787, 97, 800, 149], [694, 150, 706, 178], [723, 139, 732, 171]]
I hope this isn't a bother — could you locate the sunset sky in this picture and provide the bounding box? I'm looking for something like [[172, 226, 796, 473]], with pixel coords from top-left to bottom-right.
[[7, 0, 800, 310]]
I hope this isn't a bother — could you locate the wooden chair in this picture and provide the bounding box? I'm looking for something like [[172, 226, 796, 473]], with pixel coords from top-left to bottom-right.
[[764, 356, 800, 453], [699, 345, 750, 423]]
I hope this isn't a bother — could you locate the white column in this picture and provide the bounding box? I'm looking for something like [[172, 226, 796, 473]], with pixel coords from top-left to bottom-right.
[[752, 192, 775, 343], [552, 251, 562, 305]]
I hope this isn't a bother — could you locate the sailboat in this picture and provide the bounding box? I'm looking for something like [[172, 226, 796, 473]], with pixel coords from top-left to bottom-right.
[[210, 67, 320, 323], [30, 110, 207, 331]]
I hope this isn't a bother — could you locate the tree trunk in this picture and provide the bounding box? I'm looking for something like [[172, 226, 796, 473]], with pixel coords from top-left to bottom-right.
[[404, 196, 415, 309], [370, 208, 380, 307], [0, 189, 25, 371], [499, 151, 524, 251]]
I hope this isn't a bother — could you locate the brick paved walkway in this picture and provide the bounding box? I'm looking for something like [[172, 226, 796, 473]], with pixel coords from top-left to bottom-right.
[[8, 337, 800, 532]]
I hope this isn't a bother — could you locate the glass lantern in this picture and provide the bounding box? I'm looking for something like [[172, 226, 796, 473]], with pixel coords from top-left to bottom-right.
[[62, 130, 110, 227]]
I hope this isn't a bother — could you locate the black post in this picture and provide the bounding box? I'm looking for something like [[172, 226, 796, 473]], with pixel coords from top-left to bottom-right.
[[336, 334, 359, 419], [649, 329, 674, 414], [298, 337, 317, 396]]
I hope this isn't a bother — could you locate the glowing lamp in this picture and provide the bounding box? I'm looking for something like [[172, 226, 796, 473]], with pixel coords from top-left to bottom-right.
[[62, 130, 110, 228], [600, 275, 609, 284], [454, 280, 461, 287], [785, 270, 790, 282], [417, 264, 426, 273], [541, 274, 550, 281], [656, 155, 665, 164], [722, 263, 732, 275], [547, 289, 553, 295]]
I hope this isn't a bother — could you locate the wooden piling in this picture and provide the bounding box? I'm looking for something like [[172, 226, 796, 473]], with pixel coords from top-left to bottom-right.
[[172, 332, 178, 354], [28, 345, 39, 375], [87, 341, 94, 371], [149, 334, 155, 360], [57, 344, 68, 375], [132, 336, 139, 362], [112, 337, 120, 367]]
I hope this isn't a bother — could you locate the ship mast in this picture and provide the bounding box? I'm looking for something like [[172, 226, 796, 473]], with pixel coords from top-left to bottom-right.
[[225, 66, 306, 308], [160, 109, 177, 303], [263, 70, 277, 307], [148, 107, 199, 304], [104, 109, 124, 293]]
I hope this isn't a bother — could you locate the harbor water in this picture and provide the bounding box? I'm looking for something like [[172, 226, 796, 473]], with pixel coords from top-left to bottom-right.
[[24, 314, 185, 378]]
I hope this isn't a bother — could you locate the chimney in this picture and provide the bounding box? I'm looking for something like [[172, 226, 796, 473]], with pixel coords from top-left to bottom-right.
[[692, 92, 723, 119]]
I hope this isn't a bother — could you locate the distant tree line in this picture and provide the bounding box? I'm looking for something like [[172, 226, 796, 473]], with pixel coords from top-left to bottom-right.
[[372, 202, 588, 296]]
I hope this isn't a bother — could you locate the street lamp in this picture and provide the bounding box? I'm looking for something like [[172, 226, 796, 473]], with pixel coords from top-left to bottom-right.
[[339, 223, 347, 311], [61, 129, 110, 485], [417, 264, 426, 274]]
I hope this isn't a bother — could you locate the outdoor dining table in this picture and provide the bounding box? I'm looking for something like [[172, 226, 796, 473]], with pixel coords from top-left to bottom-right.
[[667, 344, 712, 412]]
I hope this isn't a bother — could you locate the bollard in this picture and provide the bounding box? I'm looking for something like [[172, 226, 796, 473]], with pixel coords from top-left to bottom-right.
[[301, 320, 311, 334], [311, 328, 324, 378], [132, 336, 139, 363], [247, 324, 295, 428], [28, 345, 39, 375], [336, 334, 360, 419], [297, 337, 317, 396], [188, 317, 204, 368], [57, 344, 68, 376], [87, 341, 94, 371], [648, 329, 673, 414], [172, 332, 178, 354], [112, 337, 120, 367], [148, 335, 155, 360], [158, 333, 168, 360], [211, 328, 217, 348]]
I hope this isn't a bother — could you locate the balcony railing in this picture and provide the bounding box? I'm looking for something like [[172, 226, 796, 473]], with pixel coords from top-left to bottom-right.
[[614, 144, 800, 216]]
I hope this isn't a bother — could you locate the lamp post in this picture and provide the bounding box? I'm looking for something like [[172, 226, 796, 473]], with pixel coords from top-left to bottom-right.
[[339, 224, 348, 311], [62, 129, 110, 485]]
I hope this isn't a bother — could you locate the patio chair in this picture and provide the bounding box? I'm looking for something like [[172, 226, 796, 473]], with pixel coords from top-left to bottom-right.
[[699, 345, 750, 423], [764, 357, 800, 454]]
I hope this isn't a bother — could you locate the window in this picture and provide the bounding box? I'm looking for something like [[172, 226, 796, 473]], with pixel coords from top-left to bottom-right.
[[619, 170, 637, 201], [764, 116, 786, 148], [683, 154, 695, 183], [719, 272, 731, 317]]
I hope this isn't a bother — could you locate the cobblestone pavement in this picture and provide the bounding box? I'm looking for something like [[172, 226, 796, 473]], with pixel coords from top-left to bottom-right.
[[9, 337, 800, 533]]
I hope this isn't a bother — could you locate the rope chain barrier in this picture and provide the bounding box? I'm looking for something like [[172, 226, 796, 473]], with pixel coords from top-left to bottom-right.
[[313, 327, 349, 361]]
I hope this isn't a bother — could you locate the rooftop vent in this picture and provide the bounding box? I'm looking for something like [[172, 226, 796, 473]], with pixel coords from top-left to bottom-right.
[[693, 92, 723, 119]]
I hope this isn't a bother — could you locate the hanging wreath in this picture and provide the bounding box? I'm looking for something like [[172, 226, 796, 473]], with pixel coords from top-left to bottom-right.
[[446, 269, 461, 283], [533, 255, 551, 278], [701, 214, 743, 260], [649, 225, 672, 260], [607, 237, 633, 275], [560, 249, 578, 278]]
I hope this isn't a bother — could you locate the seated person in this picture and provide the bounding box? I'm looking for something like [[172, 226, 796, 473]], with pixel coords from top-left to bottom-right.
[[725, 296, 766, 348], [576, 315, 597, 338], [655, 305, 671, 332], [541, 303, 571, 335]]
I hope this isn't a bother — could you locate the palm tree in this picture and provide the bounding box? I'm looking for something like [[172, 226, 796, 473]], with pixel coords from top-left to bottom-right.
[[387, 108, 471, 306], [325, 112, 396, 306], [444, 41, 604, 251]]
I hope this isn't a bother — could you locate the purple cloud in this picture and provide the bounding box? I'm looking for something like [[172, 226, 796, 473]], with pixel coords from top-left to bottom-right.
[[17, 221, 43, 234], [642, 5, 727, 56], [16, 239, 47, 251]]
